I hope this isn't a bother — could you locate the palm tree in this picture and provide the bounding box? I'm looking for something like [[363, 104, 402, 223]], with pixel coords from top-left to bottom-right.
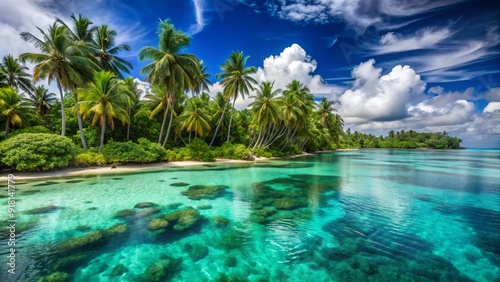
[[316, 97, 343, 143], [0, 87, 34, 138], [0, 55, 33, 93], [141, 85, 171, 144], [249, 82, 285, 149], [211, 51, 256, 145], [192, 63, 212, 96], [92, 25, 133, 79], [27, 85, 57, 118], [139, 19, 201, 147], [56, 14, 99, 150], [20, 22, 94, 137], [178, 97, 211, 140], [77, 71, 129, 153]]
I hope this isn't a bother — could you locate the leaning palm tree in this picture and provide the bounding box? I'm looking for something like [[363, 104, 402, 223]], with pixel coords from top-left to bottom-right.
[[178, 97, 211, 141], [141, 85, 171, 144], [77, 71, 129, 153], [92, 25, 133, 79], [20, 22, 94, 138], [139, 19, 201, 147], [0, 87, 34, 138], [0, 55, 33, 93], [249, 82, 284, 149], [27, 85, 57, 118], [210, 51, 256, 145]]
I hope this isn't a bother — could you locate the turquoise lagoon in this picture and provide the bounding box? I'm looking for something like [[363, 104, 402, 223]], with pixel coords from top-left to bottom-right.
[[1, 149, 499, 281]]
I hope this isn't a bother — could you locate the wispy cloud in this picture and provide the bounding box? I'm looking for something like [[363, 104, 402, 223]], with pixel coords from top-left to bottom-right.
[[256, 0, 465, 33], [188, 0, 205, 35], [370, 27, 454, 55]]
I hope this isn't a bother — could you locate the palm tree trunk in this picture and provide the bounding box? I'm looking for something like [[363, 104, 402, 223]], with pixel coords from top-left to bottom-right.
[[126, 109, 131, 140], [209, 100, 230, 146], [162, 105, 175, 148], [226, 97, 237, 142], [162, 95, 175, 148], [99, 115, 106, 153], [72, 89, 88, 149], [5, 119, 10, 138], [56, 79, 66, 136], [158, 103, 169, 144], [189, 131, 191, 145], [76, 110, 88, 149]]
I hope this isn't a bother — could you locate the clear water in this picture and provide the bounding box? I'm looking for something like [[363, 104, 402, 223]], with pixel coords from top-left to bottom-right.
[[1, 149, 499, 281]]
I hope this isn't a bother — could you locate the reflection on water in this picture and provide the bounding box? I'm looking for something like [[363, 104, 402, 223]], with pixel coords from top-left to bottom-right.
[[0, 149, 499, 281]]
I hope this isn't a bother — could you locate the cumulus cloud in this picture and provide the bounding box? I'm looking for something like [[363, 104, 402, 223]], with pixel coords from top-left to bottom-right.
[[483, 102, 500, 113], [210, 43, 344, 110], [338, 59, 426, 122], [484, 88, 500, 102]]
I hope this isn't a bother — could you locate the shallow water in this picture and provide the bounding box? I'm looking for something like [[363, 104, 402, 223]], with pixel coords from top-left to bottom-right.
[[1, 149, 499, 281]]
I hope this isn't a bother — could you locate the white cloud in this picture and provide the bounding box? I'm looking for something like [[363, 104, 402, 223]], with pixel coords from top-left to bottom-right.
[[188, 0, 206, 35], [373, 27, 453, 54], [338, 59, 426, 122], [210, 43, 344, 110], [485, 88, 500, 102], [263, 0, 464, 32], [483, 102, 500, 113]]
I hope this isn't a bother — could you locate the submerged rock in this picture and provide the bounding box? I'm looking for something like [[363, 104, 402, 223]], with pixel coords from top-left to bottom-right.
[[148, 218, 169, 230], [170, 182, 190, 187], [143, 257, 182, 282], [197, 204, 212, 210], [22, 189, 41, 195], [51, 253, 89, 272], [55, 229, 107, 253], [181, 185, 229, 200], [163, 208, 201, 231], [23, 205, 61, 215], [224, 256, 237, 267], [184, 243, 209, 262], [212, 216, 229, 227], [37, 272, 69, 282], [135, 208, 161, 218], [134, 202, 157, 208], [273, 197, 308, 210], [114, 209, 136, 218], [106, 224, 128, 235], [75, 225, 91, 232], [110, 264, 129, 277]]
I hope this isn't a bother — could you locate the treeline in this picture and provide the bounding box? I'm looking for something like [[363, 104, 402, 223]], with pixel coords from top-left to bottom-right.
[[0, 14, 345, 171], [339, 129, 463, 149]]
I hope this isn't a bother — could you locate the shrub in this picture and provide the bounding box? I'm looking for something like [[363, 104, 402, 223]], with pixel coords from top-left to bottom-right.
[[188, 139, 215, 162], [165, 139, 215, 162], [9, 126, 51, 137], [137, 138, 167, 161], [102, 139, 167, 163], [0, 133, 77, 171], [74, 152, 107, 166]]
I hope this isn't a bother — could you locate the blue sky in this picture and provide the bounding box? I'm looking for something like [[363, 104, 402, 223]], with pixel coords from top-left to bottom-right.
[[0, 0, 499, 147]]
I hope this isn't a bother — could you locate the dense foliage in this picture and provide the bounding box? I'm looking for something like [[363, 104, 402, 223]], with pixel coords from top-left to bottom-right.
[[0, 133, 76, 171], [0, 14, 464, 171], [339, 130, 463, 149]]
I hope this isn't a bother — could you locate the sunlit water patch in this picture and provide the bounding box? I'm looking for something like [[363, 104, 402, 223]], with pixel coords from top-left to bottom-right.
[[0, 149, 499, 281]]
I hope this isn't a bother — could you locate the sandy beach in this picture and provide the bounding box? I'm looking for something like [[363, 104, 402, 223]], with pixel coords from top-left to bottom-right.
[[0, 150, 357, 181]]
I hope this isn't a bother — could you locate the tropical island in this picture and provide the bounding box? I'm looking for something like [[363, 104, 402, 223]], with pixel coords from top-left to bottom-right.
[[0, 15, 463, 173]]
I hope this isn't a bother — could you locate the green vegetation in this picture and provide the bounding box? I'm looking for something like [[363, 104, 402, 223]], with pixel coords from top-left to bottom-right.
[[1, 133, 76, 171], [339, 129, 463, 149], [0, 14, 463, 171]]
